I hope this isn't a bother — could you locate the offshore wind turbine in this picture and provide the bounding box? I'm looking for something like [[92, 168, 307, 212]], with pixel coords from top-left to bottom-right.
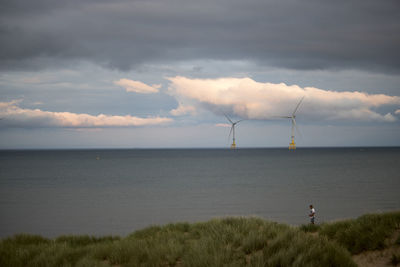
[[224, 114, 244, 149], [278, 96, 304, 150]]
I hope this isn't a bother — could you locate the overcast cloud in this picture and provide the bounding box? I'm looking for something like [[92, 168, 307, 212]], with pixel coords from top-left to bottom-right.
[[1, 0, 399, 72]]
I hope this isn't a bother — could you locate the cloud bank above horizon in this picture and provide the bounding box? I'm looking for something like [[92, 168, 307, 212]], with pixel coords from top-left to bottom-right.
[[0, 100, 172, 128], [167, 76, 400, 122]]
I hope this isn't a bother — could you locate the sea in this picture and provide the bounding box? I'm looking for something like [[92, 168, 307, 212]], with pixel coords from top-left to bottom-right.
[[0, 147, 399, 238]]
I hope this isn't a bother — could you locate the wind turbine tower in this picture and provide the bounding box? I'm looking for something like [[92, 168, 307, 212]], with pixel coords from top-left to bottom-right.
[[279, 97, 304, 150], [224, 114, 244, 149]]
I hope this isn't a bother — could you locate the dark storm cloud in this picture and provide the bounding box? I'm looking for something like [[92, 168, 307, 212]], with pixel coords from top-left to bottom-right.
[[1, 0, 399, 72]]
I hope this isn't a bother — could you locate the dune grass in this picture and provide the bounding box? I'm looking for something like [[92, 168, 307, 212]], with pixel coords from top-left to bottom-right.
[[392, 253, 400, 266], [299, 211, 400, 255], [396, 235, 400, 246], [2, 211, 400, 266], [0, 234, 120, 267]]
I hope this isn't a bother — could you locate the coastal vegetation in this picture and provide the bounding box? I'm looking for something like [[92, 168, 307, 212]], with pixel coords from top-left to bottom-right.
[[1, 211, 399, 266]]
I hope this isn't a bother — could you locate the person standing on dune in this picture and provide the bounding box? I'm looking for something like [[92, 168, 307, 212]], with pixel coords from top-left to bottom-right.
[[309, 205, 316, 224]]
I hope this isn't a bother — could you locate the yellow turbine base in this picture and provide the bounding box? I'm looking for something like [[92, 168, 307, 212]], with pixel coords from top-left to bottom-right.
[[231, 142, 236, 149], [289, 140, 296, 150]]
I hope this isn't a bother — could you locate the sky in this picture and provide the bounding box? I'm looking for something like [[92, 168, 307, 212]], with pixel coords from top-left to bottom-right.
[[0, 0, 399, 149]]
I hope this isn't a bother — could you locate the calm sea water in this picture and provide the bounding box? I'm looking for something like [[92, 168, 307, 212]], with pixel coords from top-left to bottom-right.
[[0, 148, 399, 238]]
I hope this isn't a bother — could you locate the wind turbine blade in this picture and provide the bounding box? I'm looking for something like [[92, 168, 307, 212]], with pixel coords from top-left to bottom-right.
[[292, 96, 305, 116], [224, 113, 233, 124], [235, 119, 246, 124], [272, 116, 292, 119], [293, 118, 303, 139]]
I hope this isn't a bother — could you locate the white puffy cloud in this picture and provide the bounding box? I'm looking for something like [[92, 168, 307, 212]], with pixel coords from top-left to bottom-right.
[[395, 109, 400, 115], [114, 78, 161, 94], [167, 76, 400, 122], [170, 104, 197, 116], [0, 100, 172, 128]]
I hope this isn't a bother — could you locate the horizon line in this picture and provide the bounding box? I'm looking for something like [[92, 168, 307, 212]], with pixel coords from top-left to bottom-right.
[[0, 145, 399, 151]]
